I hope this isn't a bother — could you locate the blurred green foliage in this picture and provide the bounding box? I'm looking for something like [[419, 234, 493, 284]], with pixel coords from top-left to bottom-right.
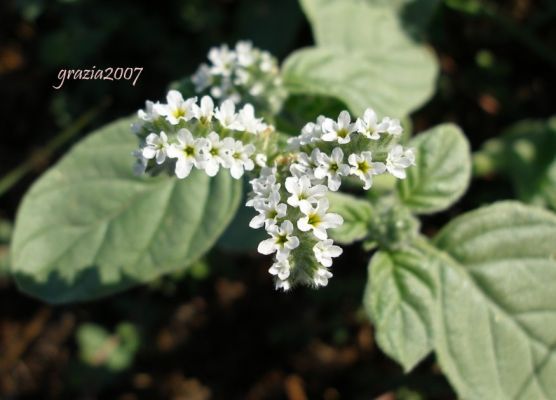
[[475, 116, 556, 210], [1, 0, 556, 398], [77, 322, 140, 371]]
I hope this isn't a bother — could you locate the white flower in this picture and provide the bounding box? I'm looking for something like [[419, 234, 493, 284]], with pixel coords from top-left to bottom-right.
[[297, 198, 343, 240], [313, 239, 343, 267], [260, 51, 274, 72], [228, 140, 255, 179], [386, 145, 415, 179], [208, 44, 235, 76], [238, 104, 266, 134], [203, 132, 234, 177], [210, 78, 232, 100], [275, 279, 291, 291], [284, 176, 327, 208], [192, 95, 214, 123], [313, 267, 333, 287], [269, 259, 291, 281], [138, 100, 159, 122], [348, 151, 386, 190], [314, 147, 350, 191], [234, 68, 250, 85], [192, 64, 212, 92], [258, 220, 300, 261], [247, 168, 280, 206], [167, 129, 209, 179], [355, 108, 381, 140], [214, 99, 243, 130], [321, 110, 355, 144], [142, 132, 169, 165], [250, 193, 287, 229], [249, 82, 264, 96], [290, 149, 320, 179], [381, 117, 403, 136], [255, 153, 267, 167], [249, 168, 279, 196], [154, 90, 196, 125], [235, 41, 255, 67]]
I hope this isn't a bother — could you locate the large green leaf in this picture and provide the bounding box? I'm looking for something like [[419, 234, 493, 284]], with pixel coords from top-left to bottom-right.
[[397, 124, 471, 214], [475, 117, 556, 210], [364, 240, 436, 372], [283, 0, 438, 117], [432, 202, 556, 399], [11, 118, 242, 303], [327, 191, 374, 245]]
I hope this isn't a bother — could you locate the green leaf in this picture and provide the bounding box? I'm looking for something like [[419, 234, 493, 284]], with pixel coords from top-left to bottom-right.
[[327, 191, 374, 245], [282, 47, 436, 119], [11, 118, 242, 303], [77, 322, 140, 371], [432, 202, 556, 399], [283, 0, 438, 117], [397, 124, 471, 214], [476, 117, 556, 210], [364, 240, 436, 372]]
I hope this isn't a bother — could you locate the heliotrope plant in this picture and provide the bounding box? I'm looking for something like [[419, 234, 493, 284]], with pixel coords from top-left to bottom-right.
[[10, 28, 556, 400], [132, 48, 415, 291]]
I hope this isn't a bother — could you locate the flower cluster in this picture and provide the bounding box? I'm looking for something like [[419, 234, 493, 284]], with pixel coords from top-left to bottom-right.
[[247, 108, 415, 291], [191, 41, 286, 115], [132, 86, 415, 292], [247, 168, 344, 291], [132, 89, 271, 180]]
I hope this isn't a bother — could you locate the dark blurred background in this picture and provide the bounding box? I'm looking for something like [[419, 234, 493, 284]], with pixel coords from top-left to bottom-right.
[[0, 0, 555, 398]]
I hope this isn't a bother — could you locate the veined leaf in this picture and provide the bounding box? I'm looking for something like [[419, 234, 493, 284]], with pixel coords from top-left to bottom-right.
[[364, 239, 437, 371], [284, 0, 438, 117], [327, 191, 374, 245], [11, 118, 242, 303], [432, 202, 556, 399], [397, 124, 471, 214]]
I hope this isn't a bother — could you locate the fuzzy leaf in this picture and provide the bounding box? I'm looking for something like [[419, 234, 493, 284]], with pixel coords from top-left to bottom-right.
[[397, 124, 471, 214], [432, 202, 556, 399], [327, 191, 374, 244], [11, 118, 242, 303], [364, 240, 436, 371], [284, 0, 437, 117]]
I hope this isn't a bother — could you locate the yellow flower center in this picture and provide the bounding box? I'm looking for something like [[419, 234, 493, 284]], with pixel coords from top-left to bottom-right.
[[308, 213, 321, 226], [173, 108, 186, 119], [358, 161, 371, 173]]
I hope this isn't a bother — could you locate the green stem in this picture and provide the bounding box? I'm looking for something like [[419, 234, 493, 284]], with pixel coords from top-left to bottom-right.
[[0, 97, 111, 198]]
